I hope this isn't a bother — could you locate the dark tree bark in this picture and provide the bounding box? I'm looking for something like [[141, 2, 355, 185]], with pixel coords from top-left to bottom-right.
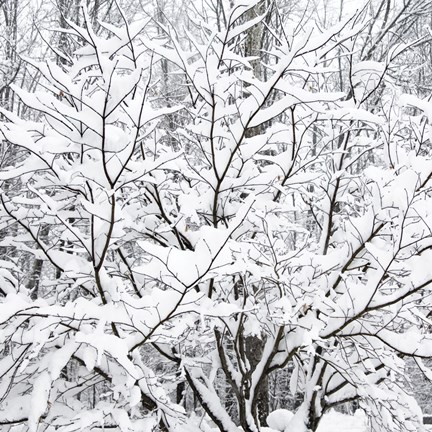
[[242, 1, 270, 427]]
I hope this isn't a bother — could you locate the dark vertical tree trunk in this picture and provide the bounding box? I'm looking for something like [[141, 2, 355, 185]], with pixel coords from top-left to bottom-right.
[[26, 226, 50, 300], [246, 334, 269, 426], [176, 380, 185, 405], [0, 0, 18, 111], [27, 258, 44, 301], [242, 1, 270, 427]]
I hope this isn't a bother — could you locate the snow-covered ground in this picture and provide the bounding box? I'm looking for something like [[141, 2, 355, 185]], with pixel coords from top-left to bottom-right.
[[267, 409, 432, 432], [318, 411, 432, 432], [316, 410, 367, 432], [266, 408, 367, 432]]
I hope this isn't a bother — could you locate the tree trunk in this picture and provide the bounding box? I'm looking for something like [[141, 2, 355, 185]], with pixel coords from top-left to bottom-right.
[[26, 225, 50, 300], [246, 335, 269, 427], [242, 3, 269, 426]]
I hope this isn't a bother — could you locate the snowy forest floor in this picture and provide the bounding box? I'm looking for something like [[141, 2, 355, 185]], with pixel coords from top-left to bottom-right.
[[315, 410, 366, 432], [314, 411, 431, 432]]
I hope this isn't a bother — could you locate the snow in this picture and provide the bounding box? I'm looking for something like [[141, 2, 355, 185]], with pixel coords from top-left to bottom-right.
[[266, 409, 367, 432], [317, 410, 367, 432], [29, 372, 51, 432], [267, 409, 294, 431]]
